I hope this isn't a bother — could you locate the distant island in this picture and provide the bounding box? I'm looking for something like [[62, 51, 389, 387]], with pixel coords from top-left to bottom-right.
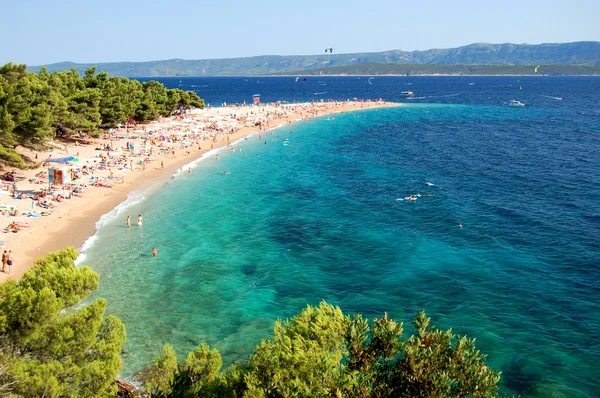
[[274, 63, 600, 76], [27, 41, 600, 77]]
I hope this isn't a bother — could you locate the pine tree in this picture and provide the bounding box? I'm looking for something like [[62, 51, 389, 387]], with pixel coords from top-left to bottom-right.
[[0, 248, 126, 397]]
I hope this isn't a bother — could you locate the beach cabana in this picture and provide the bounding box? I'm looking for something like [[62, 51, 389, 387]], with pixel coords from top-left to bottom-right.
[[48, 166, 74, 185]]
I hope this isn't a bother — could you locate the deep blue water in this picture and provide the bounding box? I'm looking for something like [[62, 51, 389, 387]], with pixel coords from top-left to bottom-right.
[[86, 76, 599, 397]]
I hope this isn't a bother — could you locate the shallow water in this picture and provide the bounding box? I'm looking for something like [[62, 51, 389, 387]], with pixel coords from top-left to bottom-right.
[[84, 77, 600, 397]]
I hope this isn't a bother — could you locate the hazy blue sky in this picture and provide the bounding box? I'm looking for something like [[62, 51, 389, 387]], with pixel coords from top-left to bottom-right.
[[1, 0, 598, 65]]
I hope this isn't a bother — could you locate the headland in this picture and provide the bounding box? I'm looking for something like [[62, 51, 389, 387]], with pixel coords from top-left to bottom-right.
[[0, 100, 400, 282]]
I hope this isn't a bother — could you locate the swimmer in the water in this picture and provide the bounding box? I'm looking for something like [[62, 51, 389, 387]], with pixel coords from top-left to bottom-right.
[[152, 247, 158, 256]]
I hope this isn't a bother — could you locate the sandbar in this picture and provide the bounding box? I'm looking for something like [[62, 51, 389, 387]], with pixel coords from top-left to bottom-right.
[[0, 100, 400, 282]]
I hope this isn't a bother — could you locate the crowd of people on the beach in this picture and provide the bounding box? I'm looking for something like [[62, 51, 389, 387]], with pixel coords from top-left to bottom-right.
[[0, 99, 389, 278]]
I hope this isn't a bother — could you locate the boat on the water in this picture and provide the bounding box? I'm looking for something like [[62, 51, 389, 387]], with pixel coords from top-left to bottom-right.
[[509, 100, 525, 107], [401, 91, 414, 97]]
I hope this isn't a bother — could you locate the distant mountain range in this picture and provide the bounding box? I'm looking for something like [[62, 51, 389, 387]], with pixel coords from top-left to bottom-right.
[[277, 63, 600, 76], [27, 42, 600, 77]]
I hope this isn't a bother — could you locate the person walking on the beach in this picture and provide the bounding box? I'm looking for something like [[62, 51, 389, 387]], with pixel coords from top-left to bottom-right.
[[1, 250, 7, 273], [137, 215, 143, 226], [127, 216, 131, 228], [161, 161, 164, 170], [6, 251, 13, 274]]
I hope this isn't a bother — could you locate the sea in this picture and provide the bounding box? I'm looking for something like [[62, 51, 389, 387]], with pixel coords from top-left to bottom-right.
[[82, 76, 600, 397]]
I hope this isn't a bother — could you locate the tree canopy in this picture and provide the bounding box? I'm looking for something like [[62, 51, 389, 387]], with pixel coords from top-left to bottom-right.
[[144, 301, 502, 397], [0, 248, 126, 397], [0, 247, 504, 397], [0, 63, 204, 167]]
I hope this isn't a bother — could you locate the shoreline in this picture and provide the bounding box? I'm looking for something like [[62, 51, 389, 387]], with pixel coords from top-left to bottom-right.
[[261, 74, 600, 77], [0, 100, 400, 282], [135, 74, 600, 78]]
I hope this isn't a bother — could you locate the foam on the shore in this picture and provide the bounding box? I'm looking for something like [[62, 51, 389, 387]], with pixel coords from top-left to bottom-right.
[[75, 189, 149, 265], [82, 130, 277, 265], [172, 148, 219, 178], [172, 132, 260, 178], [79, 128, 281, 264]]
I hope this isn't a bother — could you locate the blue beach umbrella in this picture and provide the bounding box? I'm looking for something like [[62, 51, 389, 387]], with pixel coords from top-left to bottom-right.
[[45, 156, 76, 163]]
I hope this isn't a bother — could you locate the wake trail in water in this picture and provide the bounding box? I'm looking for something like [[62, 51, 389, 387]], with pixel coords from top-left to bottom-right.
[[426, 181, 443, 189], [427, 93, 462, 98], [542, 95, 563, 100]]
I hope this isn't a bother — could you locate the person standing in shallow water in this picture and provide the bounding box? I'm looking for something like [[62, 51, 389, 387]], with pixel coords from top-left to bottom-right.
[[152, 247, 158, 256], [6, 251, 13, 274], [137, 215, 143, 226], [1, 250, 7, 272], [127, 216, 131, 228]]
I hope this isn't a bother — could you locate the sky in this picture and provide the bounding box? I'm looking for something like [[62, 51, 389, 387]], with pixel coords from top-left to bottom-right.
[[1, 0, 598, 65]]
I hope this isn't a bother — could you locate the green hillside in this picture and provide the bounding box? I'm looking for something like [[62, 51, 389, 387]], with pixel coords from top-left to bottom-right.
[[27, 41, 600, 77], [276, 63, 600, 76]]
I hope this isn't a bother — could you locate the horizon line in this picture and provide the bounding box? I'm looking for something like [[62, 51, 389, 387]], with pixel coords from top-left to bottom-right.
[[24, 40, 600, 68]]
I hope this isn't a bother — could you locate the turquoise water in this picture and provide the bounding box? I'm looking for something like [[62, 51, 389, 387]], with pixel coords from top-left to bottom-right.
[[84, 99, 600, 396]]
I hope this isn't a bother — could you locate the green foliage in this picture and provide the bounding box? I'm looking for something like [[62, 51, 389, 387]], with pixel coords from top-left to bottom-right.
[[145, 343, 232, 398], [0, 63, 204, 166], [0, 248, 126, 397], [0, 145, 26, 168], [182, 343, 223, 385], [244, 302, 351, 397], [393, 311, 500, 397], [145, 301, 502, 397], [0, 63, 54, 152], [145, 344, 178, 397]]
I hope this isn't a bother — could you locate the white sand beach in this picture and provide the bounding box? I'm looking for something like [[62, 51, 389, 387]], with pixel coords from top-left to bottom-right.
[[0, 100, 399, 281]]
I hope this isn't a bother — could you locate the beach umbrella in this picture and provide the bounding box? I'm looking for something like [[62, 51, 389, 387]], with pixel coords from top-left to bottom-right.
[[45, 156, 75, 163]]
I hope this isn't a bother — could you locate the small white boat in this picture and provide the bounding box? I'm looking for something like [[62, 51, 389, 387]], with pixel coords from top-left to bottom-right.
[[509, 100, 525, 107], [401, 91, 414, 97]]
